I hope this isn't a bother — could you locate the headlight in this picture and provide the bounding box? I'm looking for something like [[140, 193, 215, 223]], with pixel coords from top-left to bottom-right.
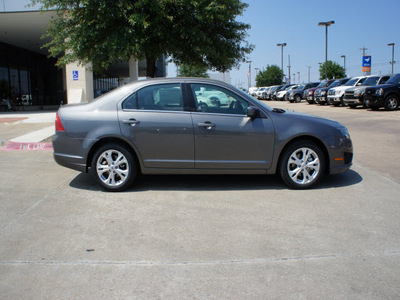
[[375, 88, 384, 96], [321, 91, 326, 95], [338, 127, 350, 139]]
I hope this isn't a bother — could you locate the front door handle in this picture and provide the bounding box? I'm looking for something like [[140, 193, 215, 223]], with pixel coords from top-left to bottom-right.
[[198, 122, 216, 129], [123, 119, 140, 126]]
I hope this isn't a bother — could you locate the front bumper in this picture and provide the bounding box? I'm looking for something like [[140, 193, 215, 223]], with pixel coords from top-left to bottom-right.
[[364, 94, 384, 107], [315, 95, 327, 104], [328, 136, 353, 175]]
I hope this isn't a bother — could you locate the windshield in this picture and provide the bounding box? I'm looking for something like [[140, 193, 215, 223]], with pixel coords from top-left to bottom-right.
[[387, 74, 400, 85], [297, 84, 305, 89], [328, 80, 341, 88], [316, 81, 327, 88], [345, 78, 359, 86], [361, 76, 379, 86]]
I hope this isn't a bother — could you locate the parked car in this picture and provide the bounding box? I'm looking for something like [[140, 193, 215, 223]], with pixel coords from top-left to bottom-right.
[[364, 73, 400, 111], [327, 76, 366, 106], [305, 80, 334, 104], [288, 82, 320, 103], [265, 85, 278, 100], [315, 78, 350, 105], [53, 78, 353, 191], [258, 87, 271, 100], [343, 75, 392, 108], [256, 87, 267, 99], [276, 84, 296, 101], [249, 87, 258, 97], [268, 85, 282, 100]]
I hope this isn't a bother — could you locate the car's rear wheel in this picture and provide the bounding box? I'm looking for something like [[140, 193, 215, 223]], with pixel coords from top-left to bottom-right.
[[91, 143, 137, 192], [279, 141, 325, 189], [384, 95, 399, 111]]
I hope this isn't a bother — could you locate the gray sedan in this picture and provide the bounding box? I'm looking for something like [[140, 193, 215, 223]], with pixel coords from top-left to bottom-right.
[[53, 78, 353, 191]]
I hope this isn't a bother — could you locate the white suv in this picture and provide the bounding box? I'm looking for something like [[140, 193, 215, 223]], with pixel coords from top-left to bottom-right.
[[327, 76, 366, 106]]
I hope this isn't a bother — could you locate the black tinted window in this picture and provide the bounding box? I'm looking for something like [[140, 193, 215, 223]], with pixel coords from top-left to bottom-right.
[[136, 84, 183, 111]]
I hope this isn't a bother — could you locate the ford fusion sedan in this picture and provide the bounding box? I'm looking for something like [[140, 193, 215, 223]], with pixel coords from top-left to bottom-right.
[[53, 78, 353, 191]]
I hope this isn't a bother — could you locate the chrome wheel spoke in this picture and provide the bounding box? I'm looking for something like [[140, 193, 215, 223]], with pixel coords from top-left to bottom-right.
[[287, 147, 320, 185], [96, 149, 129, 187]]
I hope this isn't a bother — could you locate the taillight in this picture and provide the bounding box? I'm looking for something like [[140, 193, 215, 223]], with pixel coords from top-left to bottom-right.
[[55, 112, 65, 131]]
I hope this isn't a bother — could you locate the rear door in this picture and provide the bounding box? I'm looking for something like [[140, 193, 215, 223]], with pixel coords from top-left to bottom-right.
[[118, 83, 194, 169]]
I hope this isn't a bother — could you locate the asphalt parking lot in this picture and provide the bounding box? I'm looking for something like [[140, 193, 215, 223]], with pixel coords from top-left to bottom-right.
[[1, 102, 400, 299]]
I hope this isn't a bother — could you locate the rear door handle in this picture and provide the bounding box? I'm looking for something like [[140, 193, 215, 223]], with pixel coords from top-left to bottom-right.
[[123, 119, 140, 126], [198, 122, 216, 129]]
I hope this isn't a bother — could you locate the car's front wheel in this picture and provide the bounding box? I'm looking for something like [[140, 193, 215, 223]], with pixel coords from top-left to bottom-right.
[[279, 141, 325, 189], [384, 95, 399, 111], [91, 143, 137, 192], [295, 95, 302, 103]]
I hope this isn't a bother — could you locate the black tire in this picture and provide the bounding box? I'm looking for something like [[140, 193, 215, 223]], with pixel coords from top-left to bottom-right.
[[279, 141, 325, 189], [370, 106, 380, 111], [295, 95, 302, 103], [340, 96, 347, 106], [91, 143, 137, 192], [384, 95, 399, 111], [349, 104, 357, 109], [289, 100, 294, 103]]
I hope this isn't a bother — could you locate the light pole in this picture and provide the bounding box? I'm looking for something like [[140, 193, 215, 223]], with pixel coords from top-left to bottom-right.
[[297, 72, 300, 84], [307, 66, 311, 82], [318, 21, 335, 80], [246, 60, 252, 89], [277, 43, 287, 74], [387, 43, 395, 74], [341, 55, 346, 75]]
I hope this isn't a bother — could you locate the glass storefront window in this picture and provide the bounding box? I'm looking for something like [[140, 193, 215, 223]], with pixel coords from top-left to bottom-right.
[[0, 66, 9, 97]]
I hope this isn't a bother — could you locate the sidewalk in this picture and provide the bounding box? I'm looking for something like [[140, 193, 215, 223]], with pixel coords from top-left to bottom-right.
[[0, 111, 56, 150]]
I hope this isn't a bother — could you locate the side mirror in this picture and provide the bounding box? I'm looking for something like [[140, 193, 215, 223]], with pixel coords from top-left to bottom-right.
[[247, 106, 259, 119]]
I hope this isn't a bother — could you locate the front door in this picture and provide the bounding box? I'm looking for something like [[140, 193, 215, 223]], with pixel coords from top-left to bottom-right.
[[189, 83, 275, 170]]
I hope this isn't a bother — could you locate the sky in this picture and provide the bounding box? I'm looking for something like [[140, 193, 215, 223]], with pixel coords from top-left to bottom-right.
[[3, 0, 399, 88]]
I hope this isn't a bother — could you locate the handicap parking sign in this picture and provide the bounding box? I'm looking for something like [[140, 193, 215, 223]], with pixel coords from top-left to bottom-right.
[[72, 70, 79, 81]]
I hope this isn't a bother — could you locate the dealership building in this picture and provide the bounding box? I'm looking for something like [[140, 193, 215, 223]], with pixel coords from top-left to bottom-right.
[[0, 10, 166, 108]]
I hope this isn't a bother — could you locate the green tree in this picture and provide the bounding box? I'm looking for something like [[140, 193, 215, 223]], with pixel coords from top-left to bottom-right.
[[256, 65, 284, 86], [177, 64, 209, 78], [31, 0, 254, 77], [319, 61, 346, 80]]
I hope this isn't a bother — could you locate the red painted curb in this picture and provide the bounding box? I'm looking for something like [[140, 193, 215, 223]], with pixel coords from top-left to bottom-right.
[[0, 141, 53, 151]]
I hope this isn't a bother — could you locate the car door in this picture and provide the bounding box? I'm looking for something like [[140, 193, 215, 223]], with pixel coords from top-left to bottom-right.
[[189, 83, 275, 170], [118, 83, 194, 169]]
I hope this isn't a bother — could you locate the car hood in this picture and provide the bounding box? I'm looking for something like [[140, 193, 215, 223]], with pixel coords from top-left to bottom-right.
[[272, 108, 343, 128], [346, 86, 368, 92], [330, 86, 352, 92], [365, 83, 395, 91]]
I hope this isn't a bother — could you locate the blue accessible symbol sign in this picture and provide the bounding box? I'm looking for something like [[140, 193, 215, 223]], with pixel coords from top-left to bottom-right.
[[72, 70, 79, 81]]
